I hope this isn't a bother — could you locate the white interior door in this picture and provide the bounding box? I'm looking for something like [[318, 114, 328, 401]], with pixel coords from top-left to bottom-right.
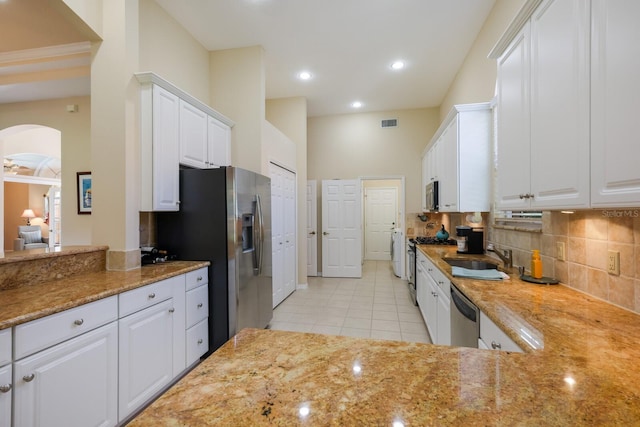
[[270, 163, 297, 307], [306, 180, 318, 276], [322, 180, 362, 278], [364, 187, 397, 260]]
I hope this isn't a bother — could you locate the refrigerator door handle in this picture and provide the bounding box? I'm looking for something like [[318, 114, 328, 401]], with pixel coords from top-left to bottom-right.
[[254, 194, 265, 275]]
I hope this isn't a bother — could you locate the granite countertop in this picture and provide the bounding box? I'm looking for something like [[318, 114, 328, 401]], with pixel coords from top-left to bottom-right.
[[0, 260, 209, 330], [128, 246, 640, 425]]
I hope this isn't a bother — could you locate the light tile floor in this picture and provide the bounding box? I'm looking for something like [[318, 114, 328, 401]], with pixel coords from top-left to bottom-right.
[[269, 260, 432, 344]]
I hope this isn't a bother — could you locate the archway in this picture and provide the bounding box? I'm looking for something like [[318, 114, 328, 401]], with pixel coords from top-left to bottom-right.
[[1, 125, 62, 252]]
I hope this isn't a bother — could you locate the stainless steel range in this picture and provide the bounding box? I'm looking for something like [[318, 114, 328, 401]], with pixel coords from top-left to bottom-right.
[[407, 236, 456, 306]]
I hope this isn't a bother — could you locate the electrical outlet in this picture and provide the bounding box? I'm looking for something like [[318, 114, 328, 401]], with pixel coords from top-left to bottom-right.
[[556, 242, 566, 261], [607, 250, 620, 275]]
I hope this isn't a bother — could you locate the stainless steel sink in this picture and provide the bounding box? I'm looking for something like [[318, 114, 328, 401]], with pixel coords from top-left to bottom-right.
[[443, 258, 498, 270]]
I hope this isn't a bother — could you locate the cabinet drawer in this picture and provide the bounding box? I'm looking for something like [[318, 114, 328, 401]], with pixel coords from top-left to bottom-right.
[[186, 284, 209, 329], [185, 267, 208, 291], [186, 318, 208, 366], [479, 311, 523, 353], [14, 296, 118, 360], [0, 329, 10, 366], [119, 275, 183, 318]]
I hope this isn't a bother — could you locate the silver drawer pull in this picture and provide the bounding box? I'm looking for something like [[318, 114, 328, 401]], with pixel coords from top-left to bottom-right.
[[169, 308, 175, 313], [23, 374, 35, 383], [73, 319, 84, 326], [0, 384, 11, 393], [491, 341, 502, 350], [197, 339, 203, 344], [197, 303, 203, 308], [148, 293, 156, 299]]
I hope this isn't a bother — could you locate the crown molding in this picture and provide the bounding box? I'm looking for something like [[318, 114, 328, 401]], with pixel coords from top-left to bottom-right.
[[0, 42, 92, 65], [488, 0, 543, 59]]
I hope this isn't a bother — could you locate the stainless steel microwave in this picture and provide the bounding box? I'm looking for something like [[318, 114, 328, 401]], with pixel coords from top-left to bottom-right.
[[425, 181, 439, 212]]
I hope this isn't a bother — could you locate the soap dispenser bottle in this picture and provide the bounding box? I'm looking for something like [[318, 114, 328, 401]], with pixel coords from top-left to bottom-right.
[[531, 250, 543, 279]]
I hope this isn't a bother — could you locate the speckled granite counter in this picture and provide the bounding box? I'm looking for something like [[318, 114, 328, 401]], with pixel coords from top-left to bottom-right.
[[128, 246, 640, 425], [0, 260, 209, 330]]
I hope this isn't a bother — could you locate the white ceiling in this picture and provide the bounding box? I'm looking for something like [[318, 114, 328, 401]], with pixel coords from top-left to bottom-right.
[[0, 0, 497, 117]]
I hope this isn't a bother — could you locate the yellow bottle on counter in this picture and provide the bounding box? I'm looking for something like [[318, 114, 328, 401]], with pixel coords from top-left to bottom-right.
[[531, 249, 543, 279]]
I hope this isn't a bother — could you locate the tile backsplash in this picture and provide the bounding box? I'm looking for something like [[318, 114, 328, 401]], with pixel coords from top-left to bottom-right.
[[488, 210, 640, 314]]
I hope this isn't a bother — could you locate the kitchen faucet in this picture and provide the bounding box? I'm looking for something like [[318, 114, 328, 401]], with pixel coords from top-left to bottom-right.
[[486, 243, 513, 269]]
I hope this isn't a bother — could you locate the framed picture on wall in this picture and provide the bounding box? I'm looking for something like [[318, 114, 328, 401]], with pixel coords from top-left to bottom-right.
[[77, 171, 92, 214]]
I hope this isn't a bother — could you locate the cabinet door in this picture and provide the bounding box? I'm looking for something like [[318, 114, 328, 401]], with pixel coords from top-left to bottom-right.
[[421, 152, 429, 211], [591, 0, 640, 207], [439, 119, 459, 212], [118, 299, 174, 421], [496, 23, 531, 210], [208, 116, 231, 167], [14, 322, 118, 427], [179, 100, 209, 169], [425, 279, 438, 343], [0, 364, 11, 427], [530, 0, 590, 209], [152, 85, 180, 211], [435, 285, 451, 346]]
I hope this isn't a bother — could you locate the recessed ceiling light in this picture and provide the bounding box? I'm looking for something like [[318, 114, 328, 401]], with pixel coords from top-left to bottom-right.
[[391, 61, 405, 70], [351, 101, 363, 108], [298, 71, 312, 80]]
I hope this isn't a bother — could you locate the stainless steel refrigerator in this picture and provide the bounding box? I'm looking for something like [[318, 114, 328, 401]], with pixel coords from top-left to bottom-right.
[[156, 166, 272, 354]]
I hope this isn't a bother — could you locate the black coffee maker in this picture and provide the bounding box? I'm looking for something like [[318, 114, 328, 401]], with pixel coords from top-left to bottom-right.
[[456, 226, 484, 254]]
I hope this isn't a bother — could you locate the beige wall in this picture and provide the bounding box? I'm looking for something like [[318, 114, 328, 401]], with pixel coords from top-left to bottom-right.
[[138, 0, 210, 104], [0, 96, 92, 246], [439, 0, 526, 120], [308, 108, 439, 214], [210, 46, 266, 174], [266, 97, 308, 285]]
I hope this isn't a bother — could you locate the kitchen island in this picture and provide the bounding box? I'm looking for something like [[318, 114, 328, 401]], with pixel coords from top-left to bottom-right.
[[129, 246, 640, 425]]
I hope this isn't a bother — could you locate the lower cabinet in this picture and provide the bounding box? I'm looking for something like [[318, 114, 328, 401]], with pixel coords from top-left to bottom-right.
[[13, 322, 118, 427], [416, 251, 451, 345], [0, 364, 11, 427], [478, 311, 523, 353]]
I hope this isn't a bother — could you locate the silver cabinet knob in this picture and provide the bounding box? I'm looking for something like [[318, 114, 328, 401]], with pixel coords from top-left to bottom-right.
[[148, 293, 156, 299], [169, 308, 175, 313], [0, 384, 11, 393], [197, 303, 203, 308], [23, 374, 35, 382], [309, 231, 316, 235], [73, 319, 84, 326], [197, 339, 203, 345], [323, 232, 329, 235], [197, 276, 203, 282], [491, 341, 502, 350]]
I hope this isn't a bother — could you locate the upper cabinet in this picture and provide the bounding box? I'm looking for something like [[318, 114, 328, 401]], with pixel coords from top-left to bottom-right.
[[423, 103, 492, 213], [590, 0, 640, 207], [137, 73, 234, 211], [492, 0, 640, 210]]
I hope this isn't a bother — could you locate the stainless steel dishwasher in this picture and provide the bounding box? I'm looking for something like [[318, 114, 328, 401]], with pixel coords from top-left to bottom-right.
[[450, 284, 479, 348]]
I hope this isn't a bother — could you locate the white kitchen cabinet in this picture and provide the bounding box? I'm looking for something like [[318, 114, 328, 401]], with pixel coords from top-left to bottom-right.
[[118, 275, 186, 422], [495, 0, 592, 210], [0, 364, 10, 427], [14, 322, 118, 427], [208, 115, 231, 167], [0, 329, 11, 427], [420, 152, 429, 211], [425, 103, 492, 213], [591, 0, 640, 207], [179, 99, 209, 169], [186, 282, 209, 366], [139, 83, 181, 212], [479, 311, 523, 353], [137, 72, 234, 211], [416, 251, 451, 345]]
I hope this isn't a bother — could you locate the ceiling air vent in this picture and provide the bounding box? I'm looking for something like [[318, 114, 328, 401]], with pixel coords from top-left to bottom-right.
[[381, 118, 398, 128]]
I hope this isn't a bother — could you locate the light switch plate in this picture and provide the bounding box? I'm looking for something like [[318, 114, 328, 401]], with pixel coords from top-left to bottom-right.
[[556, 242, 566, 261], [607, 250, 620, 275]]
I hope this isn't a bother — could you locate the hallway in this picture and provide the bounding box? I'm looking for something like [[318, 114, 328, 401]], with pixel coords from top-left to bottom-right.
[[270, 260, 431, 343]]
